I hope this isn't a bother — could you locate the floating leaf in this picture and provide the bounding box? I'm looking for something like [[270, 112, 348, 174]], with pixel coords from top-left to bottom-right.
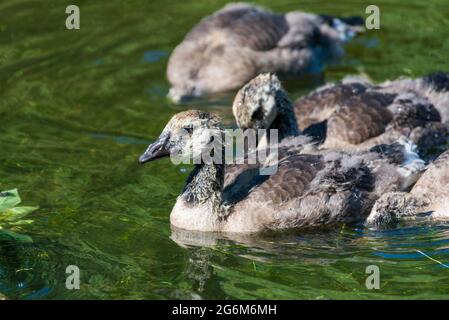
[[8, 219, 34, 226], [0, 206, 39, 222], [0, 229, 33, 243], [0, 189, 39, 243], [0, 189, 21, 211]]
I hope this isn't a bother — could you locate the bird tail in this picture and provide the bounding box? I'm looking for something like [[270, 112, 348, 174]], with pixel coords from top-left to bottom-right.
[[422, 72, 449, 92], [369, 138, 425, 190], [320, 14, 365, 42], [395, 138, 426, 189]]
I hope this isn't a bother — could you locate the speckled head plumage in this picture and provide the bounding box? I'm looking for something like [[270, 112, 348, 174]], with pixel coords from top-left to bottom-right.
[[162, 110, 221, 132], [139, 110, 223, 164], [232, 73, 290, 130], [366, 191, 430, 227]]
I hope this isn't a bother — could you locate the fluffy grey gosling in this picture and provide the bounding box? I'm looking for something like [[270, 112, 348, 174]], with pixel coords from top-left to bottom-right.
[[167, 2, 363, 102], [139, 110, 425, 233], [233, 73, 448, 158], [367, 149, 449, 226]]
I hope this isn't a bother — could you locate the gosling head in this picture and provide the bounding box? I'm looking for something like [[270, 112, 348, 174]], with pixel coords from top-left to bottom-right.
[[232, 73, 288, 131], [167, 45, 205, 104], [367, 192, 430, 227], [139, 110, 223, 164], [168, 83, 201, 104]]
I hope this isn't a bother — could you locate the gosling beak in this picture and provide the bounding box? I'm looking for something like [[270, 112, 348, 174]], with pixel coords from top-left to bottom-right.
[[139, 133, 170, 164], [167, 86, 197, 104]]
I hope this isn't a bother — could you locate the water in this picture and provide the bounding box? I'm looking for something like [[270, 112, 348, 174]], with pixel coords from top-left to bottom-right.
[[1, 0, 449, 299]]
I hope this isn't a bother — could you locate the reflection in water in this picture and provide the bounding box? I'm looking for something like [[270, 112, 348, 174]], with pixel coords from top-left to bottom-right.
[[1, 0, 449, 299], [171, 222, 449, 299], [0, 241, 53, 299], [184, 248, 213, 298]]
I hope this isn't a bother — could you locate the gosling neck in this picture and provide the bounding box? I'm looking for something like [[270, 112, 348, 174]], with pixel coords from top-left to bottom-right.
[[181, 161, 225, 217], [270, 93, 300, 141]]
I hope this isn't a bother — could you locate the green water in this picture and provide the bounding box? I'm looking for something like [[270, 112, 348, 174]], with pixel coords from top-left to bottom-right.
[[1, 0, 449, 299]]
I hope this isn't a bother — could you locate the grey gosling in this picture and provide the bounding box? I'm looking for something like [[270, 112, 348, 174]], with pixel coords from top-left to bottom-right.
[[167, 2, 363, 102], [367, 149, 449, 226], [139, 110, 424, 233], [233, 73, 448, 158]]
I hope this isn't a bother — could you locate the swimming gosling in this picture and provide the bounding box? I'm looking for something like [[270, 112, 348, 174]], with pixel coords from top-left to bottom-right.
[[233, 73, 448, 158], [167, 2, 363, 102], [367, 149, 449, 226], [139, 110, 424, 233]]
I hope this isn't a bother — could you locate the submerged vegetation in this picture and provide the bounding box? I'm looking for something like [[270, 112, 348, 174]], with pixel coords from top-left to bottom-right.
[[0, 0, 449, 299], [0, 189, 38, 243]]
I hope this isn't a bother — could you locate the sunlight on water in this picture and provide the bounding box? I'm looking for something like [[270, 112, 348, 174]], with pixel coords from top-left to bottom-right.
[[0, 0, 449, 299]]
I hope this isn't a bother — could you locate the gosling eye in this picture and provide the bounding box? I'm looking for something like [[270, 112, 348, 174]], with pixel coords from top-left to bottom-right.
[[182, 126, 194, 134], [252, 107, 264, 121]]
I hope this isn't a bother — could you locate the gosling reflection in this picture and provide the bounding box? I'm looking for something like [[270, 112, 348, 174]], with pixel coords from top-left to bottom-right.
[[170, 225, 357, 266]]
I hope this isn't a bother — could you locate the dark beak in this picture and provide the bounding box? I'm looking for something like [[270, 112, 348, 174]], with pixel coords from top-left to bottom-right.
[[139, 133, 170, 164]]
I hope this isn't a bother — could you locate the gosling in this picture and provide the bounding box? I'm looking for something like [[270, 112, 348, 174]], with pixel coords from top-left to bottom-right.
[[139, 110, 425, 233], [367, 149, 449, 227], [167, 2, 363, 102]]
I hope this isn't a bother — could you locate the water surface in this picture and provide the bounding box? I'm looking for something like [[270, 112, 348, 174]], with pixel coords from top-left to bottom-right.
[[1, 0, 449, 299]]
